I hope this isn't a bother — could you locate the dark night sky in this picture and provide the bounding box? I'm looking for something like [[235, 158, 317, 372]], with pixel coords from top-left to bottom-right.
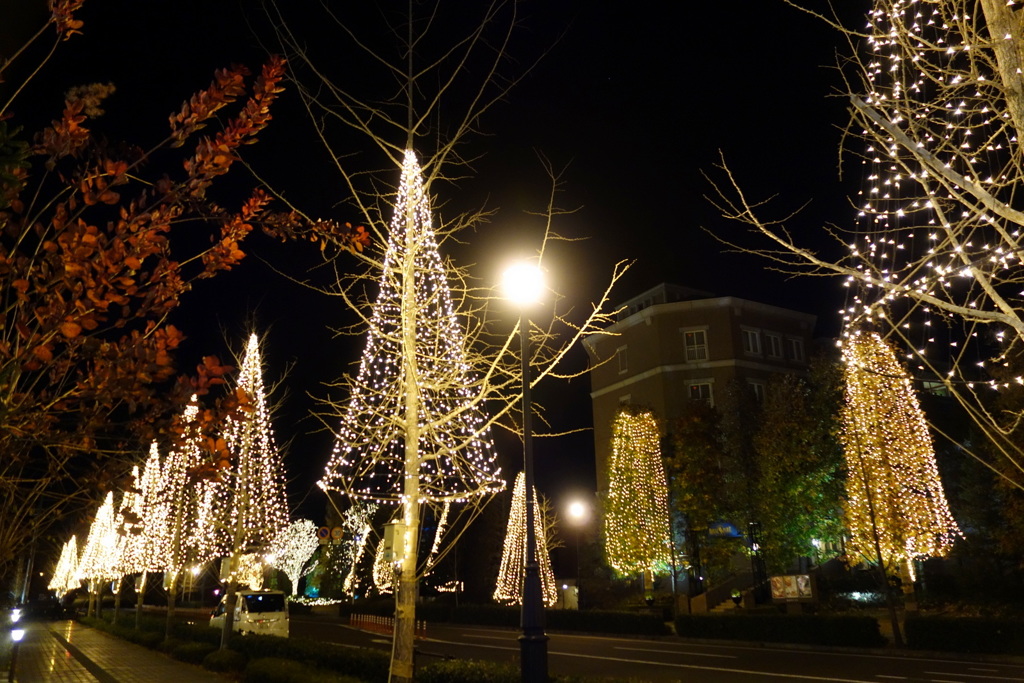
[[4, 1, 861, 520]]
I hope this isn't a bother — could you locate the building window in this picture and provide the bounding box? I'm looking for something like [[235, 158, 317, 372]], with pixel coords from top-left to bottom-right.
[[683, 329, 708, 362], [765, 333, 783, 358], [689, 382, 713, 405], [748, 381, 765, 403], [786, 338, 805, 362], [616, 346, 628, 374], [741, 328, 761, 355]]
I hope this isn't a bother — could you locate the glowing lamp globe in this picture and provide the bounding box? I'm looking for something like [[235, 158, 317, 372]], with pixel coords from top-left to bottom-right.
[[502, 262, 544, 307]]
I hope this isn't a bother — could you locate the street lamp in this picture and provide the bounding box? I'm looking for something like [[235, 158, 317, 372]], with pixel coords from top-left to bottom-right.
[[9, 627, 25, 682], [566, 500, 588, 610], [502, 261, 547, 683]]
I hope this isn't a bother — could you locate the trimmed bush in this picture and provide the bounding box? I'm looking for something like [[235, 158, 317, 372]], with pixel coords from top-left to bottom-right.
[[157, 637, 186, 654], [242, 657, 362, 683], [171, 640, 217, 664], [905, 616, 1024, 655], [418, 659, 519, 683], [228, 633, 390, 682], [674, 613, 886, 647], [203, 648, 248, 673]]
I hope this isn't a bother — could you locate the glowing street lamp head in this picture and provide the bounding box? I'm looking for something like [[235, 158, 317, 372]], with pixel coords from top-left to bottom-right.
[[502, 261, 545, 307], [567, 500, 588, 524]]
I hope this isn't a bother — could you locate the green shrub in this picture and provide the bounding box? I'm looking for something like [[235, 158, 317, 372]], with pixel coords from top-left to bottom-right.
[[418, 659, 519, 683], [674, 613, 885, 647], [125, 630, 163, 649], [171, 641, 217, 664], [158, 637, 186, 654], [203, 647, 248, 673], [227, 634, 389, 682], [241, 657, 362, 683], [905, 616, 1024, 655]]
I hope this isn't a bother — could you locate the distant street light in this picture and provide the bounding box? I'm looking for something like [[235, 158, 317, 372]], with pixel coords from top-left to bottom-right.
[[502, 261, 547, 683], [566, 499, 589, 610]]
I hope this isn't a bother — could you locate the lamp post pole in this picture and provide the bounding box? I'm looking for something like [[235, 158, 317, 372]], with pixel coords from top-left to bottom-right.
[[518, 308, 548, 682], [503, 261, 548, 683]]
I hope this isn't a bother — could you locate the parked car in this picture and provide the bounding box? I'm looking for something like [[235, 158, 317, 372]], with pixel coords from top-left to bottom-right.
[[209, 589, 288, 637]]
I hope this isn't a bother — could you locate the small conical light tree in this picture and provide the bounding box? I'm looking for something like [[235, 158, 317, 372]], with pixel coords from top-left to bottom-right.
[[268, 519, 320, 597], [206, 333, 290, 649], [156, 396, 212, 637], [841, 329, 961, 645], [372, 533, 396, 595], [119, 442, 165, 628], [49, 535, 79, 598], [77, 492, 121, 617], [319, 149, 504, 680], [493, 472, 558, 606], [604, 408, 672, 598]]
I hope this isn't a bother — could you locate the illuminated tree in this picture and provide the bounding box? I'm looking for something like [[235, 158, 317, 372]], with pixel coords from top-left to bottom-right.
[[493, 472, 558, 606], [841, 329, 961, 644], [268, 519, 320, 597], [118, 442, 165, 628], [707, 0, 1024, 484], [267, 5, 628, 679], [48, 536, 79, 598], [202, 333, 290, 649], [155, 397, 212, 637], [604, 408, 672, 597], [76, 492, 121, 617], [236, 553, 265, 591]]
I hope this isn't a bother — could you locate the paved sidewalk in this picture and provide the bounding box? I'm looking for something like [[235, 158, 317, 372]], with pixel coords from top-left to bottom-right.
[[8, 620, 224, 682]]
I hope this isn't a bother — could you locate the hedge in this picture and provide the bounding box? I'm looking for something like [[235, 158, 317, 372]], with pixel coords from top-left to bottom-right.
[[242, 657, 363, 683], [674, 613, 886, 647], [905, 616, 1024, 655]]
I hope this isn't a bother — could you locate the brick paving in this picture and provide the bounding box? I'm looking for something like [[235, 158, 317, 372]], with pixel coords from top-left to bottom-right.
[[6, 621, 224, 683]]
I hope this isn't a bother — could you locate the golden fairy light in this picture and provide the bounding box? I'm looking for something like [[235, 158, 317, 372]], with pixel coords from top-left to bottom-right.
[[493, 472, 557, 606]]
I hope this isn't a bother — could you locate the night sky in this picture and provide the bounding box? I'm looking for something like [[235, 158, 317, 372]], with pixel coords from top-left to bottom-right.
[[4, 0, 863, 521]]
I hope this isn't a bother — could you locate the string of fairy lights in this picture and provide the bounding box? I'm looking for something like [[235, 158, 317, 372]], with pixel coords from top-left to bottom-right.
[[493, 472, 558, 606], [603, 409, 671, 577], [835, 0, 999, 573], [319, 149, 503, 507]]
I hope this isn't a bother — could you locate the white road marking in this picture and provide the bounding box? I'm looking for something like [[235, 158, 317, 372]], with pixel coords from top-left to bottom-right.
[[924, 672, 1024, 681], [614, 646, 737, 659]]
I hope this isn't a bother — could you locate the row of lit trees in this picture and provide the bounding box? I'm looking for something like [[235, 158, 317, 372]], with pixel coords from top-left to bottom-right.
[[47, 334, 322, 648]]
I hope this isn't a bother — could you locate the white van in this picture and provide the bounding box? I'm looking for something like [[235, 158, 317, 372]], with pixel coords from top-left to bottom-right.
[[209, 589, 289, 638]]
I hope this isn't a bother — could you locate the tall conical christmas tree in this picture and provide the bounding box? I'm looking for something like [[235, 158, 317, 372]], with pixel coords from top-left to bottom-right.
[[205, 332, 290, 648], [604, 408, 672, 596], [493, 472, 557, 606], [319, 149, 504, 680], [48, 535, 79, 598], [76, 492, 121, 617], [119, 442, 165, 627]]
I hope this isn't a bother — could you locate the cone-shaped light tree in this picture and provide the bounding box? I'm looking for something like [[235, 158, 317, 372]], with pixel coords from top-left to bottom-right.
[[48, 535, 79, 598], [156, 397, 213, 637], [841, 329, 961, 644], [604, 408, 672, 597], [76, 492, 121, 617], [202, 333, 290, 649], [319, 150, 505, 678], [493, 472, 558, 606], [119, 442, 165, 628], [268, 519, 320, 597]]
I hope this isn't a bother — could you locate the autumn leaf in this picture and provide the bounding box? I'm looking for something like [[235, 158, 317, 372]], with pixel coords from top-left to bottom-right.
[[60, 321, 82, 338]]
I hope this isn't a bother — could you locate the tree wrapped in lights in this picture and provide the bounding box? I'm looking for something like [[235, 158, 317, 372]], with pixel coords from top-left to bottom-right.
[[604, 408, 672, 596], [268, 519, 320, 597], [236, 553, 265, 590], [155, 397, 214, 637], [841, 329, 961, 643], [49, 536, 79, 598], [203, 333, 290, 649], [493, 472, 558, 606], [319, 149, 508, 675], [76, 492, 122, 617], [119, 442, 165, 628], [707, 0, 1024, 484]]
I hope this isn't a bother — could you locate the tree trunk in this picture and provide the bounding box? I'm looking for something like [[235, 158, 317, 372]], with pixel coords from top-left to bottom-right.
[[980, 0, 1024, 141], [165, 572, 178, 640], [112, 578, 122, 625], [135, 571, 147, 630]]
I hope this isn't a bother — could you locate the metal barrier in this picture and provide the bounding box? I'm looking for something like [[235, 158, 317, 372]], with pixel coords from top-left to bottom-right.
[[349, 613, 426, 638]]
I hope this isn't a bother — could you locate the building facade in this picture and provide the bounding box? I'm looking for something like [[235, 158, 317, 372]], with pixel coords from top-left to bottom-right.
[[585, 283, 817, 494]]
